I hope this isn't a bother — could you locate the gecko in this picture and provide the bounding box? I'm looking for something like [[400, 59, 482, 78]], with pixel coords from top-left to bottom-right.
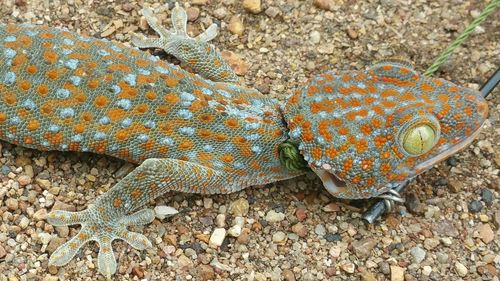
[[0, 4, 489, 278]]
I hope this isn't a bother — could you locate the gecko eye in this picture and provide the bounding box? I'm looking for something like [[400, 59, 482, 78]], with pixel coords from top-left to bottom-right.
[[398, 117, 440, 156]]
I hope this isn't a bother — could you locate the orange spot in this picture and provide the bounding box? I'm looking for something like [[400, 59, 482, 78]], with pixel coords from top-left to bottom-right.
[[94, 96, 109, 108], [40, 32, 55, 39], [421, 83, 434, 92], [165, 77, 179, 87], [381, 89, 399, 98], [27, 120, 40, 131], [74, 92, 87, 103], [198, 152, 213, 161], [87, 80, 100, 89], [302, 130, 314, 142], [361, 158, 373, 170], [400, 92, 416, 101], [12, 54, 27, 68], [46, 69, 59, 80], [0, 113, 7, 122], [356, 139, 368, 153], [135, 104, 149, 114], [74, 124, 86, 134], [156, 105, 170, 115], [107, 108, 126, 122], [381, 100, 397, 108], [67, 53, 90, 60], [343, 158, 353, 171], [26, 65, 38, 74], [131, 189, 141, 199], [113, 197, 122, 208], [116, 130, 128, 141], [145, 91, 157, 100], [220, 154, 235, 163], [18, 80, 31, 91], [164, 93, 179, 104], [40, 104, 52, 115], [307, 85, 320, 96], [4, 93, 16, 105], [338, 127, 349, 135], [225, 118, 239, 129], [326, 147, 338, 158], [179, 140, 193, 150], [108, 63, 131, 72], [81, 111, 93, 122], [381, 65, 392, 71], [311, 147, 322, 160], [43, 51, 58, 63], [135, 58, 150, 67], [323, 85, 334, 93], [360, 124, 372, 135]]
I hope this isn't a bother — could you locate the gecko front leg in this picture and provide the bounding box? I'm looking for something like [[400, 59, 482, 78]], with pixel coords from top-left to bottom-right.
[[47, 158, 234, 278], [132, 3, 238, 83]]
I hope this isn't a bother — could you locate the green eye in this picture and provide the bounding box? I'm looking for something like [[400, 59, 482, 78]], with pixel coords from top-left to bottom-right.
[[399, 120, 440, 156]]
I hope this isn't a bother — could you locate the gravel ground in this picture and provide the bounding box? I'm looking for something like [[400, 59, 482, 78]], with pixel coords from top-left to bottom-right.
[[0, 0, 499, 280]]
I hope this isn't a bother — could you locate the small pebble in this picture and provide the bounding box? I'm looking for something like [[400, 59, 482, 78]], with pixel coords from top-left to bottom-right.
[[291, 223, 308, 237], [265, 7, 280, 18], [228, 16, 244, 35], [209, 228, 226, 248], [265, 210, 285, 223], [310, 31, 321, 44], [314, 224, 326, 236], [480, 189, 493, 206], [409, 246, 426, 264], [154, 206, 179, 220], [186, 7, 200, 21], [229, 198, 249, 216], [243, 0, 262, 14], [390, 265, 405, 281], [325, 233, 341, 242], [468, 200, 483, 213], [272, 231, 287, 243], [455, 262, 468, 277], [477, 223, 494, 243]]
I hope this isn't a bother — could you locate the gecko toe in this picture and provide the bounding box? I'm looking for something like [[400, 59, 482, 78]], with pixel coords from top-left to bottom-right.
[[119, 208, 155, 226], [97, 236, 117, 279], [47, 209, 87, 226], [48, 226, 92, 266]]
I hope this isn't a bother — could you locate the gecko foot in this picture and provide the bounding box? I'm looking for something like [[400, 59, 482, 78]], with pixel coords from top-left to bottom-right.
[[47, 207, 154, 278], [132, 3, 218, 50]]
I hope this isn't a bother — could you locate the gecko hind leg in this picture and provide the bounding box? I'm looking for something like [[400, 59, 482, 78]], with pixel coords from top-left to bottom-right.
[[47, 208, 154, 278], [132, 3, 238, 82]]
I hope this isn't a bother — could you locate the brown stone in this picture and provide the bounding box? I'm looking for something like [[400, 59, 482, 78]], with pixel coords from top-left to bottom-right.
[[197, 264, 215, 281]]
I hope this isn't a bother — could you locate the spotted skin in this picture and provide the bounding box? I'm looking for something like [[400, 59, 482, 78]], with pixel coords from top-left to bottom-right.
[[0, 5, 489, 279], [284, 60, 488, 199]]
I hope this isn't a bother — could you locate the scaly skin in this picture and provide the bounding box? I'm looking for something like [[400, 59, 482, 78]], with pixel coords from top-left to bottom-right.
[[0, 4, 488, 278]]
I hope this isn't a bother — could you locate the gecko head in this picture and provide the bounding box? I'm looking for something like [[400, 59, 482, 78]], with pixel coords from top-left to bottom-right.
[[283, 60, 488, 199]]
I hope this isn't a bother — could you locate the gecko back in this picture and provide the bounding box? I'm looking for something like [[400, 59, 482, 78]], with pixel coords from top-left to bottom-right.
[[0, 24, 290, 182]]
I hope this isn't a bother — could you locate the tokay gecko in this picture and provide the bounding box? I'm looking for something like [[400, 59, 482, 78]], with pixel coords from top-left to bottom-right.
[[0, 4, 489, 278]]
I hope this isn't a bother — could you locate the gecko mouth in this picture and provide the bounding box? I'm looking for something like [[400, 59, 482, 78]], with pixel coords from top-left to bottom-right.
[[310, 165, 348, 196]]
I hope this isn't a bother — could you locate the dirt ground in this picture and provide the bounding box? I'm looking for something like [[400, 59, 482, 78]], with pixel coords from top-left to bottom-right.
[[0, 0, 498, 280]]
